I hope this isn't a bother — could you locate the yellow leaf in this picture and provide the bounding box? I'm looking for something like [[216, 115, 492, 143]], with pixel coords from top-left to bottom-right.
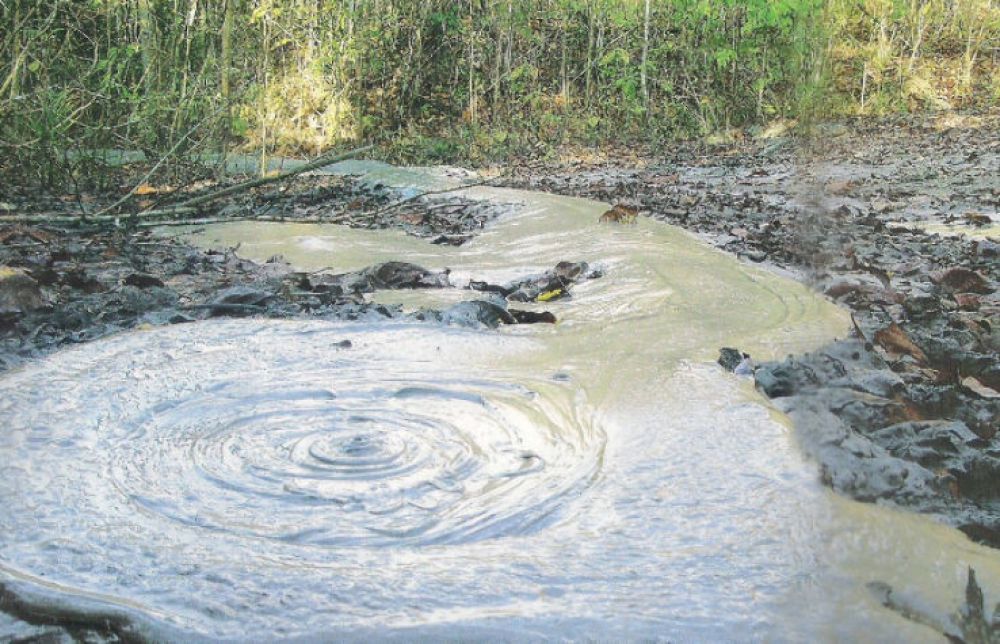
[[135, 184, 158, 196], [537, 289, 563, 302]]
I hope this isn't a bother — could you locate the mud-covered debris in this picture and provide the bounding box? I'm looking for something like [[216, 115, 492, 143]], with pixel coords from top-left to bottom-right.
[[0, 266, 46, 315], [325, 262, 451, 294], [124, 272, 165, 289], [599, 204, 638, 224], [874, 322, 929, 364], [931, 267, 994, 294], [366, 261, 450, 290], [718, 347, 744, 372], [509, 309, 556, 324], [505, 261, 599, 302]]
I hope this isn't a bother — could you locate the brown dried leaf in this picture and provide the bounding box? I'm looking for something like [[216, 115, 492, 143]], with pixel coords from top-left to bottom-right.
[[134, 184, 158, 196], [961, 376, 1000, 399], [954, 293, 981, 310], [930, 267, 994, 294], [874, 322, 928, 365], [963, 212, 992, 227], [826, 180, 855, 195], [599, 204, 638, 224]]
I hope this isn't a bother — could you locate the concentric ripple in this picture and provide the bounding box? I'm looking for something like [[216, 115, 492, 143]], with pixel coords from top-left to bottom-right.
[[1, 320, 602, 551]]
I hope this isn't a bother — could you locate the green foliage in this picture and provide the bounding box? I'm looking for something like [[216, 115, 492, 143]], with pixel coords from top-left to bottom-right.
[[1, 0, 997, 187]]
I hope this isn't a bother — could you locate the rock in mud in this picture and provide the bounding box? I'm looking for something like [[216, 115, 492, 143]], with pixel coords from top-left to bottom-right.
[[500, 261, 599, 303], [211, 285, 274, 306], [509, 309, 557, 324], [123, 272, 166, 289], [717, 347, 744, 372], [440, 300, 516, 328], [326, 262, 451, 295], [365, 261, 450, 290], [0, 267, 46, 315]]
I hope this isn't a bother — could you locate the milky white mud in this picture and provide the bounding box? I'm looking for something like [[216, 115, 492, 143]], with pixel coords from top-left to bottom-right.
[[2, 162, 997, 641]]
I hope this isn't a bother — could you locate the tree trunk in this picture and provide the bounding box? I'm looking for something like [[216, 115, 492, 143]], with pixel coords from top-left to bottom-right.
[[137, 0, 158, 96], [641, 0, 651, 111]]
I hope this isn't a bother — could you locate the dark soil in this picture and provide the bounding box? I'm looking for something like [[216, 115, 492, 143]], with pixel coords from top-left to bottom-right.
[[502, 112, 1000, 549]]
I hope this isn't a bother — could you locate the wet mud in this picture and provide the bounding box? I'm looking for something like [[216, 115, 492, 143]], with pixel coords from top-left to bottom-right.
[[503, 113, 1000, 549]]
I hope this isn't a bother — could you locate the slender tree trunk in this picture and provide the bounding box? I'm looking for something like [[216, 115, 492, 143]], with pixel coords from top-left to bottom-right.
[[221, 0, 233, 102], [468, 0, 477, 126], [8, 0, 22, 100], [585, 0, 595, 108], [641, 0, 651, 111], [560, 12, 568, 103], [137, 0, 158, 96], [219, 0, 234, 165]]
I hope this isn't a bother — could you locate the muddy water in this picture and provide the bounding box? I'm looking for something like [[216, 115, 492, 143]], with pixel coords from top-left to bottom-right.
[[1, 163, 997, 641]]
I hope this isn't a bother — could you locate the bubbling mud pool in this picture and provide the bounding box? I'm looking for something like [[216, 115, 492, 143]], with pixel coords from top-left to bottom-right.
[[2, 163, 999, 642]]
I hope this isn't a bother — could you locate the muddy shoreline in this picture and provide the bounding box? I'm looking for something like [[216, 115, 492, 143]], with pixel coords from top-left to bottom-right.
[[502, 113, 1000, 548], [3, 118, 997, 547], [1, 116, 998, 640], [0, 172, 586, 373]]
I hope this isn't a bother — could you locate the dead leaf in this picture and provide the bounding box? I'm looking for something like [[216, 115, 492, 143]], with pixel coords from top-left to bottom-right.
[[954, 293, 981, 310], [826, 180, 855, 195], [930, 267, 993, 294], [874, 322, 928, 364], [963, 212, 992, 227], [961, 376, 1000, 399], [134, 184, 158, 196], [599, 204, 638, 224]]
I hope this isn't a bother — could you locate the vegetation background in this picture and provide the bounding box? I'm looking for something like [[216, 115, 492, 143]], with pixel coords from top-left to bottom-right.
[[1, 0, 998, 187]]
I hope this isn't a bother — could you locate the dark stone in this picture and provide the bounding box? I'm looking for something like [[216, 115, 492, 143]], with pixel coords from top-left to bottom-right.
[[367, 261, 450, 290], [442, 300, 516, 328], [211, 286, 273, 306], [0, 267, 44, 314], [123, 273, 165, 289], [509, 309, 557, 324], [718, 347, 743, 372], [959, 523, 1000, 549], [469, 280, 511, 296], [754, 362, 816, 397]]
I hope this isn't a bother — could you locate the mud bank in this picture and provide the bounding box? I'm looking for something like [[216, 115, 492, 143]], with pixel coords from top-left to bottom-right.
[[0, 175, 542, 371]]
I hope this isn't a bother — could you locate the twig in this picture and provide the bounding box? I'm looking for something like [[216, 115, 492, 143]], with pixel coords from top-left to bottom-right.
[[850, 312, 873, 350], [0, 145, 374, 228], [367, 178, 500, 217], [92, 103, 230, 219], [181, 303, 266, 314], [173, 144, 374, 210]]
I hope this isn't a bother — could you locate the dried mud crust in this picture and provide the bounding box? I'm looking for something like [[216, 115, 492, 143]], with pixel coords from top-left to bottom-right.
[[502, 113, 1000, 547]]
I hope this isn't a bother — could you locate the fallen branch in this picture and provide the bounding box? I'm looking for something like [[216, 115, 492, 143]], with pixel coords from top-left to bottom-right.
[[0, 144, 374, 228], [138, 212, 354, 228], [91, 104, 230, 219], [173, 144, 374, 210], [366, 177, 500, 218]]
